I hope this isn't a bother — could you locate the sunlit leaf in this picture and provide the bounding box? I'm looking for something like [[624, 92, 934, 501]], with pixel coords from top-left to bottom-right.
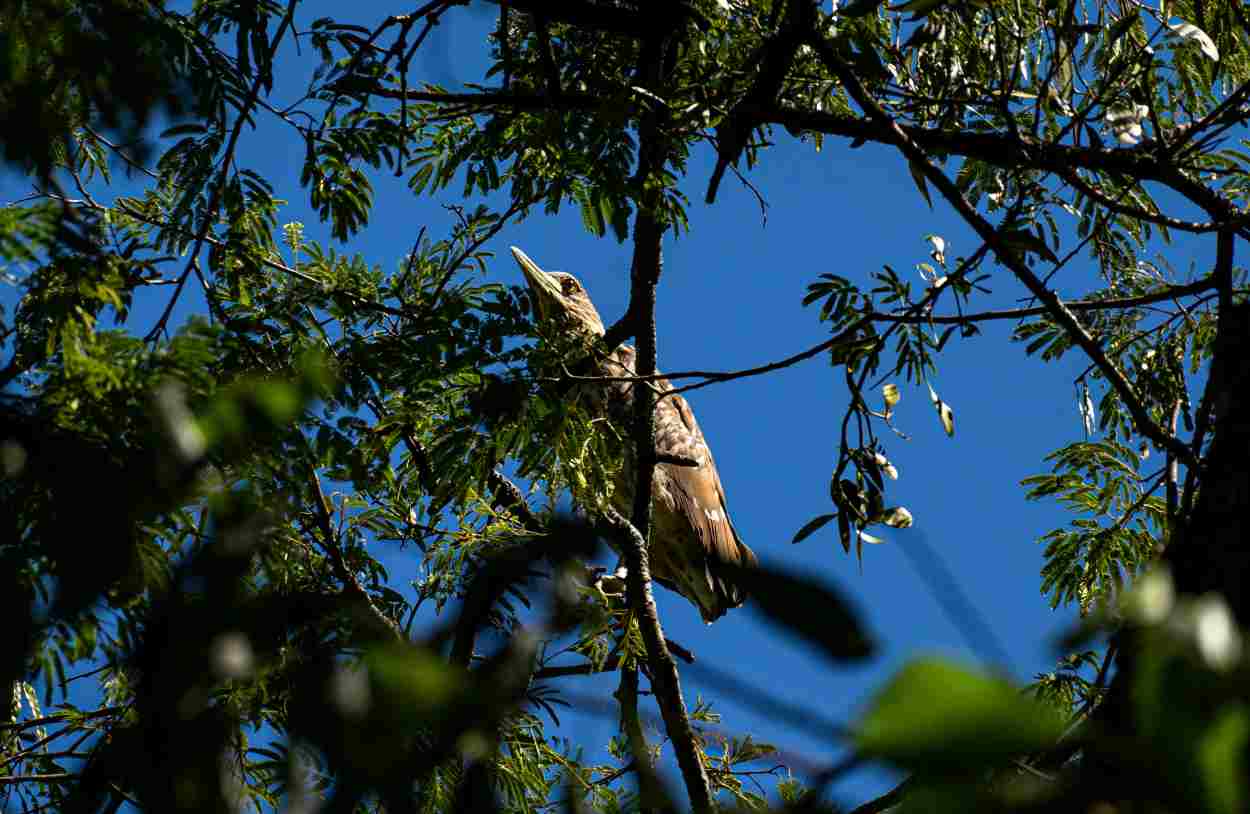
[[1168, 21, 1220, 61], [880, 507, 913, 528], [874, 451, 899, 480], [1079, 384, 1096, 437], [926, 383, 955, 437]]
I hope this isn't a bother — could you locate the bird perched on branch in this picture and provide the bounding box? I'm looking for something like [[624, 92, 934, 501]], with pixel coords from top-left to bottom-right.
[[511, 246, 756, 623]]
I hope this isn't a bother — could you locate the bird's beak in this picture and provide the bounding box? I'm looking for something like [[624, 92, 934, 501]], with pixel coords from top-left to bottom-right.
[[511, 246, 562, 315]]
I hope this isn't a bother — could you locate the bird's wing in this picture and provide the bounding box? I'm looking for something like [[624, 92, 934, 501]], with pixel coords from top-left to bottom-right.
[[656, 390, 755, 570], [606, 345, 755, 571]]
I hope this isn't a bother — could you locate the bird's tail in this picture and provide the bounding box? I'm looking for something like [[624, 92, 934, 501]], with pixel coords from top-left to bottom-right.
[[701, 533, 757, 623]]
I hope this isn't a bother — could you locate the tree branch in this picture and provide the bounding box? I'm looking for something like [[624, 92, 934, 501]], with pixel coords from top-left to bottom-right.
[[143, 0, 299, 343], [0, 707, 125, 733], [538, 278, 1220, 402], [614, 665, 658, 807], [610, 20, 714, 812], [1180, 228, 1235, 518], [602, 509, 711, 812], [1058, 167, 1237, 234], [807, 31, 1199, 473], [621, 220, 714, 808], [306, 466, 403, 641], [705, 0, 814, 203]]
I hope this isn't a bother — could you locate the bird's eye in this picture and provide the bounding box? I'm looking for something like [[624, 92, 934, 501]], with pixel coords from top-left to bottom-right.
[[561, 278, 580, 295]]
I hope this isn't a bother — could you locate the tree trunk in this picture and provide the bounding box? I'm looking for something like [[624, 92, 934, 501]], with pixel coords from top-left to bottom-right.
[[1084, 302, 1250, 803], [1163, 301, 1250, 620]]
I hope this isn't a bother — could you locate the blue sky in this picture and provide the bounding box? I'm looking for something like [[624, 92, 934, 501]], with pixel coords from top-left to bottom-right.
[[4, 0, 1208, 808]]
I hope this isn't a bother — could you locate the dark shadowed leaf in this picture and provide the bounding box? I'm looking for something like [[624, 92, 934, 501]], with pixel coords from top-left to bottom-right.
[[793, 513, 837, 544], [908, 160, 933, 208], [838, 511, 853, 554], [366, 645, 464, 724], [732, 563, 873, 662]]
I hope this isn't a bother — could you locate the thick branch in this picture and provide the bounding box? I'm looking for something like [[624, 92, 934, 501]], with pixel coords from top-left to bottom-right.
[[362, 81, 1247, 236], [1180, 228, 1235, 517], [603, 509, 711, 812], [486, 469, 543, 533], [622, 214, 712, 810], [611, 23, 714, 812], [752, 102, 1238, 197], [614, 665, 660, 807], [705, 0, 815, 203]]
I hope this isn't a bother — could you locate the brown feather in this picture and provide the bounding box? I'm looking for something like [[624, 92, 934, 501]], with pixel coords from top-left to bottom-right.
[[512, 247, 756, 622], [608, 347, 756, 621]]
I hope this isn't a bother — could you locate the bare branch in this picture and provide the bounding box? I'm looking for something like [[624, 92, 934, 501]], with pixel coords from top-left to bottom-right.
[[540, 279, 1218, 398]]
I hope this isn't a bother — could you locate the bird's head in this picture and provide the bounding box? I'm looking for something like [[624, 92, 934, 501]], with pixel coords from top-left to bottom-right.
[[511, 246, 606, 338]]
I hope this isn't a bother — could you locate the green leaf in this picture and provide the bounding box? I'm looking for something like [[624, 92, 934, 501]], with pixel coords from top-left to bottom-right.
[[1198, 705, 1250, 814], [837, 511, 852, 554], [250, 380, 303, 424], [855, 658, 1064, 771], [792, 513, 837, 544], [365, 645, 462, 724], [732, 563, 873, 662], [890, 0, 948, 18], [1105, 13, 1140, 46]]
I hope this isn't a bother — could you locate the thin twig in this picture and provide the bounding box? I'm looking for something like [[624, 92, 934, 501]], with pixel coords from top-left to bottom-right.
[[144, 0, 300, 342], [547, 279, 1218, 399], [307, 465, 403, 641], [808, 31, 1199, 473]]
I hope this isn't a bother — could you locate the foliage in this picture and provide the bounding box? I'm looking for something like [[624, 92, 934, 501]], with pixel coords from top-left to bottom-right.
[[4, 0, 1250, 812]]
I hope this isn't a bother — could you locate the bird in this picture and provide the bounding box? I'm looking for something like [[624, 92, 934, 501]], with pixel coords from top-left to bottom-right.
[[511, 246, 756, 623]]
